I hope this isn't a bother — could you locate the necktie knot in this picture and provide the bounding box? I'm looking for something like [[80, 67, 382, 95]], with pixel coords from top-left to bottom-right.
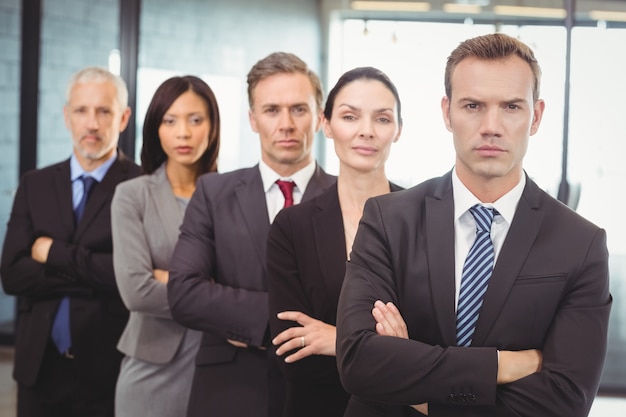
[[80, 175, 98, 198], [82, 175, 97, 192], [276, 180, 295, 208], [75, 176, 98, 224], [469, 204, 496, 234], [456, 204, 498, 347]]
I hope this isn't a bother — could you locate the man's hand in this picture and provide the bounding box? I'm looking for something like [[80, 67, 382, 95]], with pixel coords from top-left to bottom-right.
[[227, 339, 248, 348], [372, 300, 408, 338], [273, 311, 336, 363], [497, 349, 543, 384], [373, 300, 428, 414], [31, 236, 53, 264]]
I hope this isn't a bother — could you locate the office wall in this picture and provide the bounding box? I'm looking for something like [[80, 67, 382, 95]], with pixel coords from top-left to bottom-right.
[[0, 0, 21, 330], [0, 0, 322, 337], [138, 0, 322, 170], [32, 0, 322, 169], [36, 0, 120, 167]]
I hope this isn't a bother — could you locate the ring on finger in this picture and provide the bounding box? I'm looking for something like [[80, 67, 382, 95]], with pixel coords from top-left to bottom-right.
[[301, 336, 305, 348]]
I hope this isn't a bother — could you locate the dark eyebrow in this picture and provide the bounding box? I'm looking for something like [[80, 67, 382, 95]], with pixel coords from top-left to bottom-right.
[[503, 98, 528, 105], [337, 103, 394, 114], [458, 96, 482, 104], [337, 103, 359, 111], [458, 97, 528, 106], [260, 102, 309, 109], [374, 107, 394, 114]]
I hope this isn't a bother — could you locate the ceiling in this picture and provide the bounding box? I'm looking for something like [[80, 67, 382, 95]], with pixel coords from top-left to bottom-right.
[[323, 1, 626, 24]]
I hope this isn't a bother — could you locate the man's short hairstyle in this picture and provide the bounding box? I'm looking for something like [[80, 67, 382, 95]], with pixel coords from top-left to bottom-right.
[[66, 66, 129, 110], [444, 33, 542, 102], [246, 52, 323, 110]]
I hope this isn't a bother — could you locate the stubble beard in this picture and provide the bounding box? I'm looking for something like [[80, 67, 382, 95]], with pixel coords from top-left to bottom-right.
[[74, 136, 117, 162]]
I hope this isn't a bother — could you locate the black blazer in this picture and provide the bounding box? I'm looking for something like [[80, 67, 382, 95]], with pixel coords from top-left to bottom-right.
[[168, 164, 335, 417], [336, 171, 612, 417], [0, 154, 140, 391], [267, 182, 403, 417]]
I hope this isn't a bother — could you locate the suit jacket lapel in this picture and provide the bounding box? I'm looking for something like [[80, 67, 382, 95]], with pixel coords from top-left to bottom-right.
[[75, 156, 125, 238], [472, 175, 544, 345], [312, 185, 346, 299], [235, 167, 270, 269], [314, 181, 402, 304], [426, 172, 457, 346], [53, 160, 76, 235], [150, 164, 184, 252], [302, 164, 335, 201]]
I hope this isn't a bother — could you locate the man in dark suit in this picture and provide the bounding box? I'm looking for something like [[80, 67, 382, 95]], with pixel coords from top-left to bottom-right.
[[336, 33, 611, 417], [1, 66, 140, 417], [167, 52, 335, 417]]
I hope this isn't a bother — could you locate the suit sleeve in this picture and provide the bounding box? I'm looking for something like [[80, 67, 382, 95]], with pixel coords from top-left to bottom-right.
[[0, 176, 92, 298], [337, 197, 611, 417], [481, 228, 611, 417], [111, 181, 171, 319], [336, 197, 499, 411], [167, 179, 269, 348], [267, 209, 341, 382], [45, 237, 117, 294]]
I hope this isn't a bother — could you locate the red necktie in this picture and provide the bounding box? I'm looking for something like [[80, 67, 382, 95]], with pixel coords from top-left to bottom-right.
[[276, 180, 295, 208]]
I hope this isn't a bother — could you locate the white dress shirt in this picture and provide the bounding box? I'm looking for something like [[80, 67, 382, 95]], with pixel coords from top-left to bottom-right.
[[452, 167, 526, 310], [258, 159, 316, 223]]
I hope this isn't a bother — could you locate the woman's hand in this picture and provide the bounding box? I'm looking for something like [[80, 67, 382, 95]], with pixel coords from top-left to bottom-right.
[[153, 268, 169, 284], [273, 311, 336, 363]]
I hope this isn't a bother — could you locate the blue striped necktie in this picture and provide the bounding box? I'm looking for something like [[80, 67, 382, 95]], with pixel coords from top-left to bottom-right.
[[456, 204, 497, 347]]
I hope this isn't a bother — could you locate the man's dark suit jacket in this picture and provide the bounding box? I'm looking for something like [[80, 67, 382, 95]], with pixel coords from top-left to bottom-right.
[[267, 182, 402, 417], [336, 171, 612, 417], [0, 154, 140, 395], [168, 164, 335, 417]]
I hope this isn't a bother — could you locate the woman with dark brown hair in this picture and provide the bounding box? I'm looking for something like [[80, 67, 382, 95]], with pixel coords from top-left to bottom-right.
[[111, 75, 220, 417], [267, 67, 403, 417]]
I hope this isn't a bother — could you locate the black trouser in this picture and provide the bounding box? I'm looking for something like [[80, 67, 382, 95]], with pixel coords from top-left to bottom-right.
[[17, 341, 114, 417]]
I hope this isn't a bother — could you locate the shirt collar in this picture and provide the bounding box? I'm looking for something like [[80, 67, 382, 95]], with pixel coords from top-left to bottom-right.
[[452, 167, 525, 225], [258, 159, 316, 193], [70, 151, 118, 182]]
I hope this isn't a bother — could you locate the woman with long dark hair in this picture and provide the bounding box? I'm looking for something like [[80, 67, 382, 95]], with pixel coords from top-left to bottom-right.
[[112, 75, 220, 417], [267, 67, 403, 417]]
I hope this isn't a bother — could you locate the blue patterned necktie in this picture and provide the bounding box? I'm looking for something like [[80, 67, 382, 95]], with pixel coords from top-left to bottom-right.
[[456, 204, 497, 347], [51, 175, 97, 354]]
